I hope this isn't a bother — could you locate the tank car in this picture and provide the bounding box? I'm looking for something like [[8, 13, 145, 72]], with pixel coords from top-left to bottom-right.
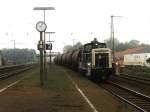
[[54, 38, 115, 81]]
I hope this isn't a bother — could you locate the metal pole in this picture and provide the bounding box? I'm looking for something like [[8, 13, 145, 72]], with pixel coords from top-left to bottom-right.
[[43, 10, 47, 80], [11, 40, 16, 49], [40, 32, 44, 85], [45, 32, 55, 64], [111, 15, 115, 62], [34, 7, 55, 84], [49, 34, 51, 64], [43, 10, 45, 22], [14, 40, 16, 49], [50, 50, 51, 64], [110, 15, 122, 62], [44, 32, 47, 80], [72, 39, 76, 46]]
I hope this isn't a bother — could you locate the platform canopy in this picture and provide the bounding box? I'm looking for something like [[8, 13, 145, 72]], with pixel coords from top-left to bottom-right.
[[33, 7, 55, 10]]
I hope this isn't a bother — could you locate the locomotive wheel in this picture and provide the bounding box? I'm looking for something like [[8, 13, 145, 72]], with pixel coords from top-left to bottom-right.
[[101, 74, 108, 82]]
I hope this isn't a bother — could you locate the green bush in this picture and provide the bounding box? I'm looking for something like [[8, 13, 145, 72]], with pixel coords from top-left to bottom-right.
[[121, 66, 150, 78]]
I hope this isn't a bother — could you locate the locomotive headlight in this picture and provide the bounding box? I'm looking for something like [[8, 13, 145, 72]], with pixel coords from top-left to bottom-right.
[[87, 62, 91, 67], [115, 62, 118, 66]]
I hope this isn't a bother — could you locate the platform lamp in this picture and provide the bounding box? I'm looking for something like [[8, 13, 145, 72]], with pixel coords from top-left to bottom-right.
[[33, 7, 55, 80], [36, 21, 47, 85]]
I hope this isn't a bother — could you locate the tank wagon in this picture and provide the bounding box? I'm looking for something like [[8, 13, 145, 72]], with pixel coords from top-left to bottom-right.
[[54, 38, 115, 81]]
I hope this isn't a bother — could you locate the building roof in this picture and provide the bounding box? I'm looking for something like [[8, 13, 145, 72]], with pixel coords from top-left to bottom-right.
[[115, 46, 150, 60]]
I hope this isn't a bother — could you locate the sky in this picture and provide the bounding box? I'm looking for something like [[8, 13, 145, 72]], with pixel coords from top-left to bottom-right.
[[0, 0, 150, 53]]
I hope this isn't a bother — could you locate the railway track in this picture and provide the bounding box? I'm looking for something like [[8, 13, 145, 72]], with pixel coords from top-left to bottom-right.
[[111, 75, 150, 97], [100, 81, 150, 112], [0, 64, 36, 80], [118, 74, 150, 85]]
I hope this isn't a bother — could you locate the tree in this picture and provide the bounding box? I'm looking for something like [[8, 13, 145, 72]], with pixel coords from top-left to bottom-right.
[[2, 49, 37, 64], [117, 42, 129, 51], [104, 37, 119, 51], [63, 42, 82, 53], [104, 38, 144, 52], [72, 42, 82, 50], [128, 40, 140, 48], [63, 45, 73, 53]]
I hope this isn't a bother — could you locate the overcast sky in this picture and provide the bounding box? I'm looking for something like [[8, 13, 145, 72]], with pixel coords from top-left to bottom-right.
[[0, 0, 150, 53]]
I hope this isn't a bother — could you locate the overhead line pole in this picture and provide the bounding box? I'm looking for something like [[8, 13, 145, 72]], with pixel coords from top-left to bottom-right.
[[72, 39, 76, 46], [111, 15, 115, 62], [110, 15, 122, 62], [11, 40, 16, 49]]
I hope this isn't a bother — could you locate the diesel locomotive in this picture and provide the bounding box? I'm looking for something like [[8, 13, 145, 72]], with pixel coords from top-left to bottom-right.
[[54, 38, 115, 81]]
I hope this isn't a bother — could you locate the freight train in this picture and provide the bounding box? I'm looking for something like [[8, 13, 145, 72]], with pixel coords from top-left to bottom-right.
[[54, 38, 115, 81]]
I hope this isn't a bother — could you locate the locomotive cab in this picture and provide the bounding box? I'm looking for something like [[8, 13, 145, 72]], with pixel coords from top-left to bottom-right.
[[92, 48, 112, 68], [91, 48, 114, 80]]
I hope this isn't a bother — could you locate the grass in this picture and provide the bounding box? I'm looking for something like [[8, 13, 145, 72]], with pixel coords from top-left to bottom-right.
[[120, 66, 150, 78]]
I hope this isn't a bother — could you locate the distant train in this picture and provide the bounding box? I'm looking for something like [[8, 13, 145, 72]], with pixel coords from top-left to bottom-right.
[[124, 53, 150, 67], [54, 38, 115, 81]]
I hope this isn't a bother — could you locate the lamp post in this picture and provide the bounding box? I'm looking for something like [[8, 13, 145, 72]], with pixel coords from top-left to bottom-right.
[[110, 15, 122, 62], [34, 7, 55, 80], [45, 32, 55, 64], [33, 7, 55, 22], [36, 21, 47, 85]]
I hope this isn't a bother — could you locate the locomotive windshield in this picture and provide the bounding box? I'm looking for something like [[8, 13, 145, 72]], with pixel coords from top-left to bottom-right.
[[82, 38, 107, 64]]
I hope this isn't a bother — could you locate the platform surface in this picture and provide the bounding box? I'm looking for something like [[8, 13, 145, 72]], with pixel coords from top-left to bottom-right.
[[0, 65, 137, 112]]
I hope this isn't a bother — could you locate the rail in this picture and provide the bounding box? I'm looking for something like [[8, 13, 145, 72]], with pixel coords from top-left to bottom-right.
[[100, 81, 150, 112], [0, 63, 37, 80], [117, 74, 150, 85]]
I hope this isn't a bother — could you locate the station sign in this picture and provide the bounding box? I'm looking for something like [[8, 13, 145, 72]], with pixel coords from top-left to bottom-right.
[[46, 43, 52, 50]]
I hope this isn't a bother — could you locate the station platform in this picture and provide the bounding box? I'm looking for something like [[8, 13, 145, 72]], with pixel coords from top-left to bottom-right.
[[0, 64, 136, 112]]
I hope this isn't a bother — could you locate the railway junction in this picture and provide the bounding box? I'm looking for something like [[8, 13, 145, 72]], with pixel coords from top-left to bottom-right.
[[0, 64, 142, 112]]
